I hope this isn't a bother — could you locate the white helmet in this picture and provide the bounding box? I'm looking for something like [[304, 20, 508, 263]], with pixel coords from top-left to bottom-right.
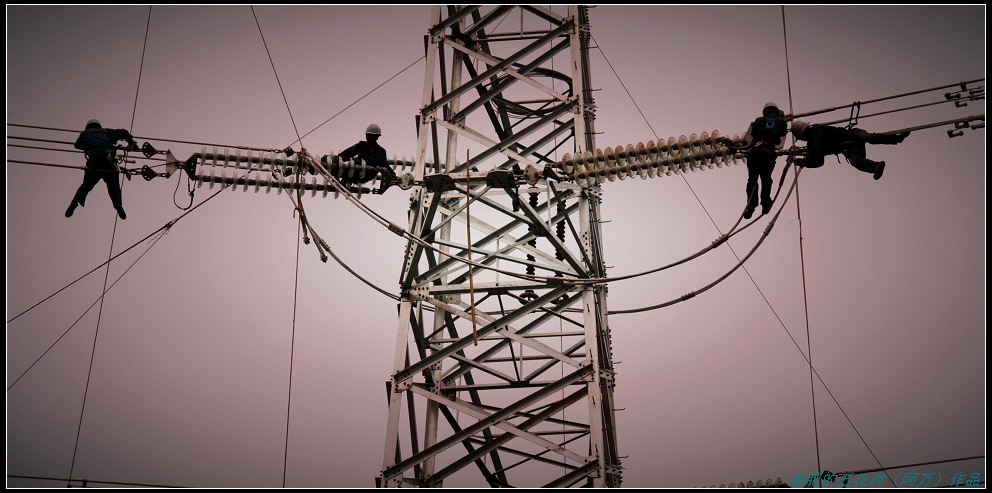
[[366, 123, 382, 136], [791, 120, 810, 138], [85, 118, 102, 129], [763, 102, 779, 113]]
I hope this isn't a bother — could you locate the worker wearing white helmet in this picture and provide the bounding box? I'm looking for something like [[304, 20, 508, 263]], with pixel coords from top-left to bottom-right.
[[739, 101, 788, 218], [66, 118, 139, 220], [333, 123, 396, 194], [791, 120, 910, 180]]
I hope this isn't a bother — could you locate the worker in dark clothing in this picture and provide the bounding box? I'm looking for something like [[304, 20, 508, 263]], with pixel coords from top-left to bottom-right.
[[740, 102, 789, 218], [791, 120, 910, 180], [66, 119, 139, 220], [331, 123, 396, 194]]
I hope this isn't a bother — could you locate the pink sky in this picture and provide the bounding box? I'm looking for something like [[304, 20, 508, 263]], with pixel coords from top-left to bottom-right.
[[6, 5, 985, 488]]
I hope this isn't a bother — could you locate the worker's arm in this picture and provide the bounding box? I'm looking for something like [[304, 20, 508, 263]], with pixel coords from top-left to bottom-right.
[[109, 129, 138, 148], [741, 122, 754, 147], [338, 142, 360, 162], [775, 115, 789, 150], [369, 146, 388, 167]]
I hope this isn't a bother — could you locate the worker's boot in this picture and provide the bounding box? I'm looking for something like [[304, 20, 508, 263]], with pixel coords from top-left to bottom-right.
[[873, 161, 886, 180], [65, 201, 79, 218], [114, 203, 127, 220]]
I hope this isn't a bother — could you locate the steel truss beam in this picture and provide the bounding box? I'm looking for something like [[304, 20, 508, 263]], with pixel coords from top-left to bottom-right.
[[382, 6, 621, 487]]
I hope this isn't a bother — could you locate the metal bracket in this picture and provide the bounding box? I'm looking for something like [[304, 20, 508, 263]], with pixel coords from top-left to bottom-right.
[[407, 285, 430, 301], [485, 169, 516, 188], [424, 173, 456, 193], [393, 376, 413, 392], [141, 141, 160, 158]]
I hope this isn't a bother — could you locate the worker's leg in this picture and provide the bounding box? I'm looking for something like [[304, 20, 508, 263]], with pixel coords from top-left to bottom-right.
[[103, 172, 123, 208], [745, 159, 760, 213], [102, 172, 126, 219], [849, 127, 903, 146], [843, 144, 881, 174], [759, 160, 775, 213], [866, 132, 906, 145], [71, 168, 101, 206]]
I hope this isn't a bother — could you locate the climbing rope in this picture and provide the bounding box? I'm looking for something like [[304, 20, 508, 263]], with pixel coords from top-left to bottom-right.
[[8, 165, 263, 394], [780, 6, 823, 488], [248, 8, 308, 486], [466, 153, 479, 345], [7, 226, 171, 392], [783, 7, 897, 487], [68, 6, 152, 484], [286, 56, 425, 149]]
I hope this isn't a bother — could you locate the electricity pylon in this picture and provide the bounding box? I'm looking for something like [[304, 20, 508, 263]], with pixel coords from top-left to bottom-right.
[[380, 6, 622, 487]]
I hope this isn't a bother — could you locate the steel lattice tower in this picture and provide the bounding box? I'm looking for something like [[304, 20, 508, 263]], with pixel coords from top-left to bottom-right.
[[380, 6, 621, 487]]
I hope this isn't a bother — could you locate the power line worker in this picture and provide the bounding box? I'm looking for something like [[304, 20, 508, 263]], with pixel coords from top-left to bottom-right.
[[328, 123, 397, 194], [791, 120, 910, 180], [740, 102, 789, 218], [66, 119, 139, 220]]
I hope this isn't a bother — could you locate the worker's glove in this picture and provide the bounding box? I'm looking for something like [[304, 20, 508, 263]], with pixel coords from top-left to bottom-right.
[[127, 142, 141, 152], [794, 157, 806, 168]]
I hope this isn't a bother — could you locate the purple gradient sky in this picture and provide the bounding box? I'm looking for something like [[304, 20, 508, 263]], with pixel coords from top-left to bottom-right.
[[6, 5, 985, 488]]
